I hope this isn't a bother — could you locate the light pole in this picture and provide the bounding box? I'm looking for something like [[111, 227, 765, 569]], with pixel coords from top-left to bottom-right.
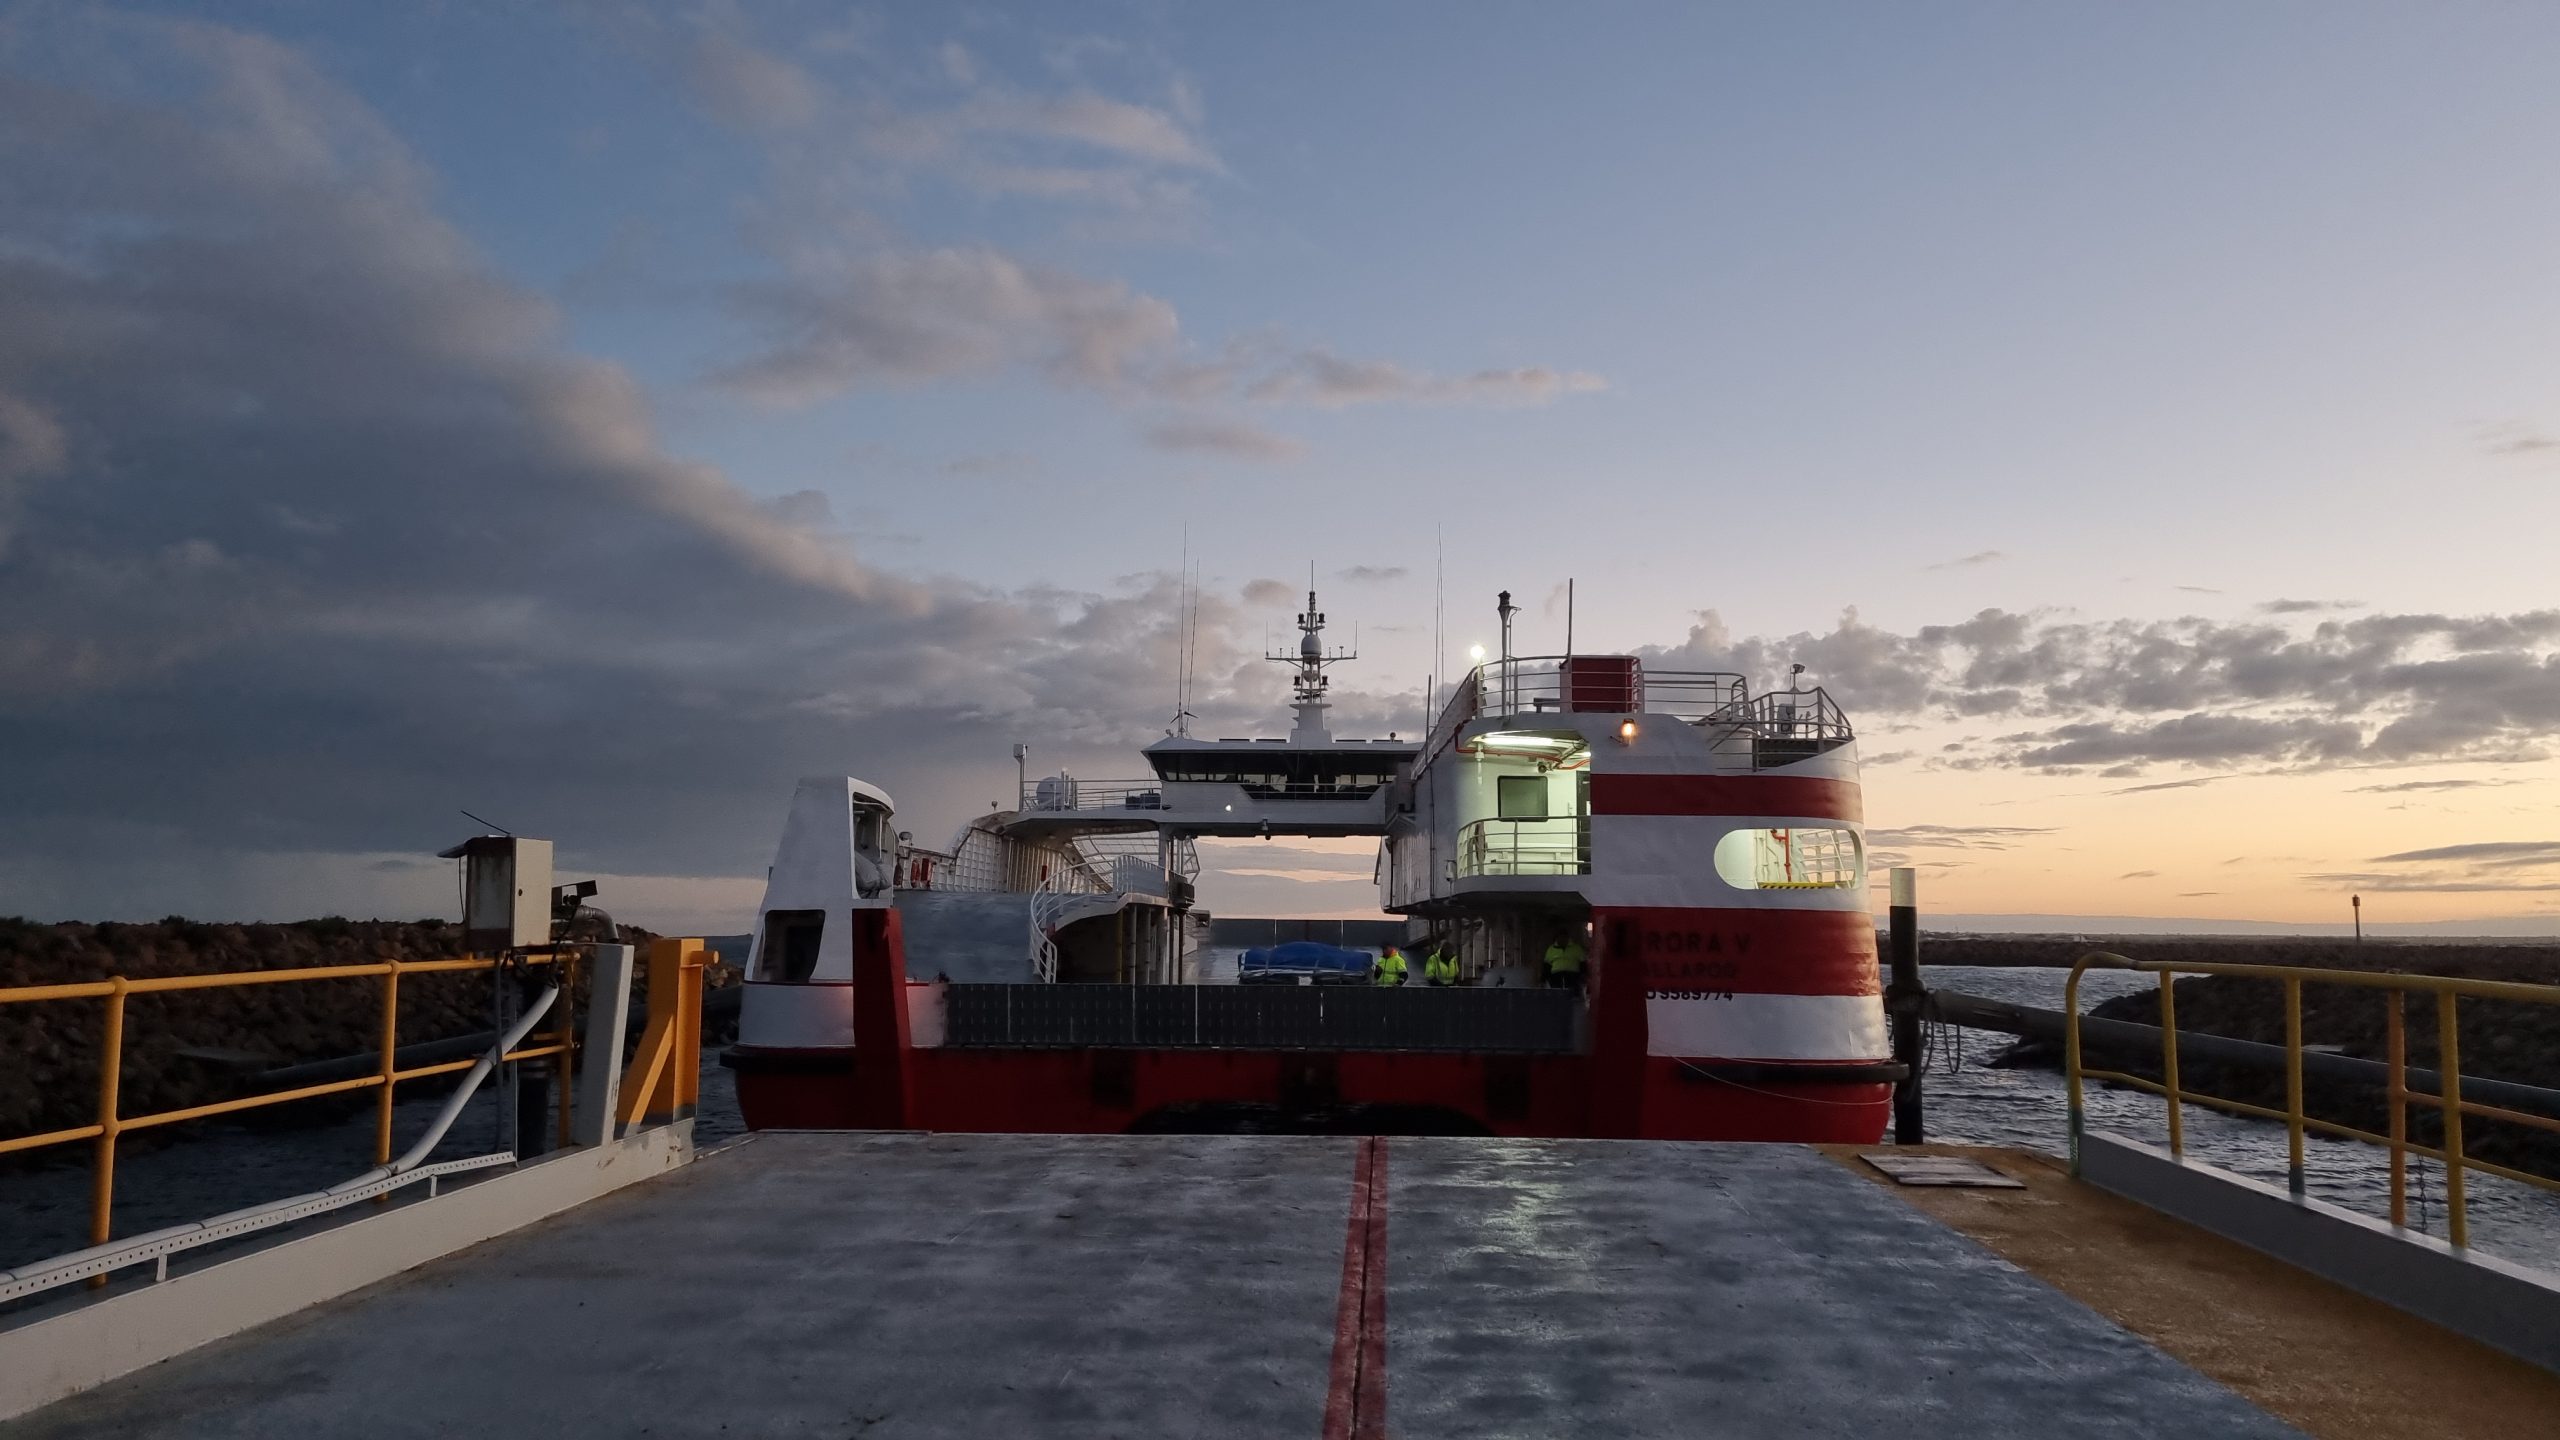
[[2352, 893, 2362, 943], [1013, 743, 1028, 810]]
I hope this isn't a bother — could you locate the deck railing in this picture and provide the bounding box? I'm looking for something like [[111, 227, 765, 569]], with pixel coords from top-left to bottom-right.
[[0, 940, 705, 1300], [1461, 657, 1751, 725], [1017, 778, 1167, 813], [1455, 817, 1590, 878], [2064, 952, 2560, 1249], [1701, 688, 1854, 745]]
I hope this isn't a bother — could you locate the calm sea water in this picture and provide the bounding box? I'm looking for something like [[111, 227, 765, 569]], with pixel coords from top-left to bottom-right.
[[1921, 964, 2560, 1272], [5, 963, 2554, 1279]]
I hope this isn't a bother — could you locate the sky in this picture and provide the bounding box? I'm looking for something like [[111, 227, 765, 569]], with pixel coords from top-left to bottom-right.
[[4, 3, 2560, 935]]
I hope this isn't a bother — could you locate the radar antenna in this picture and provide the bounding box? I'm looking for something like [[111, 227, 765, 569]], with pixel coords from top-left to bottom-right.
[[1266, 582, 1355, 744]]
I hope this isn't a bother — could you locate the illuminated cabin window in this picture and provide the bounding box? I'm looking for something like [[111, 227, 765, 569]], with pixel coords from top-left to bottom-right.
[[1712, 828, 1862, 890]]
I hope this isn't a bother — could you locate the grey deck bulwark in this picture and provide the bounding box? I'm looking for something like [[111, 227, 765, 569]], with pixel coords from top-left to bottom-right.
[[4, 1133, 2298, 1438]]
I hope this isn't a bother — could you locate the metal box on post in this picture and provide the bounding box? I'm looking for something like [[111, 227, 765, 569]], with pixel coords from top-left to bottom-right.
[[438, 836, 554, 952]]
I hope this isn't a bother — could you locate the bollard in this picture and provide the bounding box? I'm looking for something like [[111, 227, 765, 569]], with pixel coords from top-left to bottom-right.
[[1886, 867, 1926, 1143]]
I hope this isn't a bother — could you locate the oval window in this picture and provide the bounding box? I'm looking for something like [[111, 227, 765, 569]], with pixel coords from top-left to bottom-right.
[[1712, 827, 1862, 890]]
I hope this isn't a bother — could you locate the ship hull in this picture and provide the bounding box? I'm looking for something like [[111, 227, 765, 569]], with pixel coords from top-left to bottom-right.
[[727, 1045, 1889, 1142]]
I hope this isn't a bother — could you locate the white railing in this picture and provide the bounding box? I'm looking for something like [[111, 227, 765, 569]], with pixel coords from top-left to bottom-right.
[[1428, 657, 1756, 738], [1702, 688, 1854, 744], [1018, 777, 1167, 814], [1028, 877, 1074, 983], [1457, 817, 1590, 878]]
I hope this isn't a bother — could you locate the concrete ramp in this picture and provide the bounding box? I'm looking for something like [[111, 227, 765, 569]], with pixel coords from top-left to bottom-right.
[[3, 1134, 2307, 1439]]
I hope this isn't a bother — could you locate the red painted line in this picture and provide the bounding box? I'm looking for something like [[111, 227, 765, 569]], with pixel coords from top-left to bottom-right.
[[1322, 1136, 1389, 1440]]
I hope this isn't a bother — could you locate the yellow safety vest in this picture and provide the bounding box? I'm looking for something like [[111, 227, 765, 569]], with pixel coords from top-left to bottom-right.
[[1424, 951, 1458, 985], [1544, 941, 1586, 974], [1375, 950, 1408, 985]]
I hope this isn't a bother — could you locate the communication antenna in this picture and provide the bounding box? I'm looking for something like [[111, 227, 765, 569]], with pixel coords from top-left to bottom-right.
[[458, 808, 512, 836], [1433, 526, 1445, 711], [1168, 529, 1202, 737], [1171, 526, 1188, 732], [1181, 558, 1202, 735]]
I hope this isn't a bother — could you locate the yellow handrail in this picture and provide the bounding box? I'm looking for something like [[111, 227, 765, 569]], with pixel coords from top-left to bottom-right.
[[2064, 951, 2560, 1249], [0, 951, 575, 1281]]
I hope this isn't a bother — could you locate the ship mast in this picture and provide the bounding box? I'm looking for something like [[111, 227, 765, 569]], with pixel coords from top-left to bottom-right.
[[1267, 587, 1353, 744]]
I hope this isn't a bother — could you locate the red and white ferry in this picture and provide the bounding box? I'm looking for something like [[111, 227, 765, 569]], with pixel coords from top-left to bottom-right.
[[724, 590, 1894, 1142]]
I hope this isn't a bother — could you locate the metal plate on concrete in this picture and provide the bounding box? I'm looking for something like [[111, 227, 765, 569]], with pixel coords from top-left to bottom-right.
[[1862, 1151, 2028, 1187]]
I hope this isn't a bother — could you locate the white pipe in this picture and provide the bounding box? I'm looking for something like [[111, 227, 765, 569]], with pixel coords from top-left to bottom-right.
[[0, 981, 563, 1301], [330, 981, 559, 1191]]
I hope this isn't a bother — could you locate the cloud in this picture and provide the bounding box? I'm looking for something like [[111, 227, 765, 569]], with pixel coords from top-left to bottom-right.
[[2350, 778, 2518, 794], [2174, 585, 2224, 595], [2176, 891, 2221, 897], [716, 248, 1183, 405], [2368, 841, 2560, 867], [1000, 91, 1220, 169], [716, 251, 1607, 423], [1338, 565, 1407, 583], [2109, 775, 2231, 795], [1645, 605, 2560, 779], [0, 15, 1335, 918], [2015, 715, 2363, 769], [2119, 870, 2159, 880], [1924, 550, 2004, 571], [1241, 579, 1298, 607], [1142, 416, 1304, 461], [649, 19, 1600, 427], [1242, 352, 1605, 409], [2259, 599, 2362, 614], [20, 14, 2560, 925], [2301, 872, 2560, 894], [2480, 424, 2557, 457], [1863, 825, 2055, 851], [680, 31, 823, 130]]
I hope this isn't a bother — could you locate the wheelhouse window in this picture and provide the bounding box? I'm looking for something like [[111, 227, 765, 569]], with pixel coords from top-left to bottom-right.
[[1150, 752, 1406, 798], [760, 909, 825, 981], [1712, 828, 1862, 890], [1496, 774, 1550, 819]]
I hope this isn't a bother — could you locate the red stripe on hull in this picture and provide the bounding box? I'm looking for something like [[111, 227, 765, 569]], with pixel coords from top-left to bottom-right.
[[1589, 773, 1862, 822], [730, 1049, 1888, 1143], [1596, 905, 1880, 996]]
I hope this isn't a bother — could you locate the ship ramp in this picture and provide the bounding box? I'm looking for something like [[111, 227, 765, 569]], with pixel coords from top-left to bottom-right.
[[11, 1131, 2558, 1439]]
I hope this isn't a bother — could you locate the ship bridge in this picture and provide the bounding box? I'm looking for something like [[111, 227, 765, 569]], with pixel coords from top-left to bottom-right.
[[997, 587, 1420, 842]]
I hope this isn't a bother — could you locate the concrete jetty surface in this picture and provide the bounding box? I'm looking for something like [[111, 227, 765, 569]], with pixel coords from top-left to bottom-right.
[[3, 1132, 2319, 1439]]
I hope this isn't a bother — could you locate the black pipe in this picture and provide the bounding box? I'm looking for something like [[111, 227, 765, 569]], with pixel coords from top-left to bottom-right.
[[1933, 989, 2560, 1116], [1885, 872, 1925, 1142]]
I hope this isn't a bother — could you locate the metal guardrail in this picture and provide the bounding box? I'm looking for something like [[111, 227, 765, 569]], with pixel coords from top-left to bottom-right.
[[942, 983, 1582, 1053], [1456, 817, 1589, 878], [0, 940, 707, 1296], [1702, 688, 1855, 745], [1464, 657, 1750, 724], [2063, 952, 2560, 1249], [1016, 778, 1166, 813]]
